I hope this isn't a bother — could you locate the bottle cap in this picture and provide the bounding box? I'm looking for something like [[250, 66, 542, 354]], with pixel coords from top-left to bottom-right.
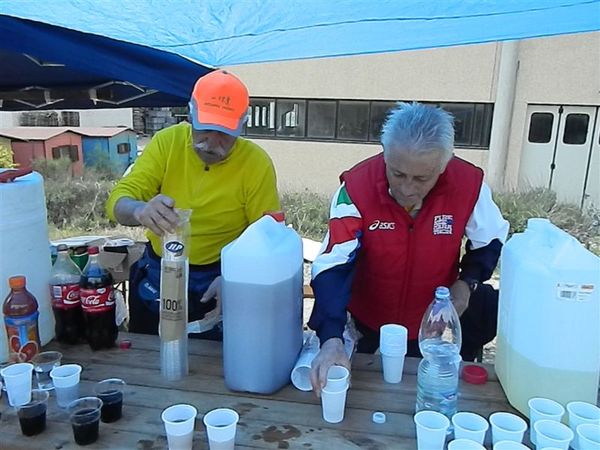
[[462, 364, 488, 384], [57, 244, 68, 252], [87, 246, 99, 255], [8, 275, 26, 289], [265, 211, 285, 222], [119, 339, 132, 349], [372, 412, 386, 424]]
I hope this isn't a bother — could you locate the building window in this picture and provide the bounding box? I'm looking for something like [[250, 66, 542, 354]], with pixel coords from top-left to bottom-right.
[[51, 145, 79, 162], [117, 143, 131, 154], [369, 101, 396, 142], [338, 101, 369, 141], [528, 113, 554, 143], [563, 113, 589, 145], [245, 99, 275, 137], [307, 100, 337, 139], [60, 111, 80, 126], [276, 99, 306, 137]]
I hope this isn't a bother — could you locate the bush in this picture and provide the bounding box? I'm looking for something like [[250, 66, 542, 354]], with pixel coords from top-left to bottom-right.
[[0, 142, 17, 168], [281, 189, 329, 241]]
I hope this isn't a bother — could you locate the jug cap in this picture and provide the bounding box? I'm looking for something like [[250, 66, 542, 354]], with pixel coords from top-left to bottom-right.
[[462, 364, 488, 384], [265, 211, 285, 222]]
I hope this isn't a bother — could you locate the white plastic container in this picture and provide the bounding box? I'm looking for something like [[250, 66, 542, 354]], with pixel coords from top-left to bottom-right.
[[0, 171, 53, 362], [495, 218, 600, 417], [221, 214, 303, 394]]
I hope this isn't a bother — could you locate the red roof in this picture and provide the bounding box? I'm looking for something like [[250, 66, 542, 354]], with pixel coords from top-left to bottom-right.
[[0, 126, 134, 141]]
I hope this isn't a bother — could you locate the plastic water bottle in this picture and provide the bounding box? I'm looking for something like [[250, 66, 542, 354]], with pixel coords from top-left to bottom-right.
[[415, 286, 462, 426]]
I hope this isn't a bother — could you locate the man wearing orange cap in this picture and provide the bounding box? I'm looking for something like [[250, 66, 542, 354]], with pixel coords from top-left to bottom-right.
[[106, 70, 280, 337]]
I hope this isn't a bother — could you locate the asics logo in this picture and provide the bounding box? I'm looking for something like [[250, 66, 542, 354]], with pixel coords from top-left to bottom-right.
[[368, 220, 395, 231]]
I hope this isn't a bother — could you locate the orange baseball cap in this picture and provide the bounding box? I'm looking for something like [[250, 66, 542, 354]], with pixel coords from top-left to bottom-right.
[[189, 70, 249, 137]]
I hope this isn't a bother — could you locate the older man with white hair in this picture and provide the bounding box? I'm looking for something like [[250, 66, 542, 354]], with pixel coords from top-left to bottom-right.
[[308, 102, 509, 395]]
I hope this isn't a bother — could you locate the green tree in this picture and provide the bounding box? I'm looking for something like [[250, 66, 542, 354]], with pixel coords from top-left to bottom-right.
[[0, 142, 17, 168]]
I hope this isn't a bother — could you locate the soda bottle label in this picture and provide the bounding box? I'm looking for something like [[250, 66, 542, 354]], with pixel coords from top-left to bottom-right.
[[50, 283, 81, 309], [4, 311, 40, 362], [80, 286, 115, 313]]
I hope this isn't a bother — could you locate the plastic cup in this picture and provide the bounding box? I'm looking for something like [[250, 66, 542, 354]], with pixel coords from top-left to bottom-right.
[[32, 351, 62, 391], [381, 353, 405, 383], [452, 411, 489, 444], [379, 324, 407, 354], [576, 423, 600, 450], [290, 344, 319, 391], [68, 397, 103, 446], [489, 412, 527, 445], [162, 404, 198, 450], [50, 363, 82, 408], [493, 441, 531, 450], [567, 401, 600, 450], [447, 438, 485, 450], [1, 362, 33, 406], [528, 397, 565, 446], [414, 410, 450, 450], [324, 365, 349, 391], [94, 378, 126, 423], [17, 389, 49, 436], [321, 385, 349, 423], [534, 419, 573, 450], [202, 408, 239, 450]]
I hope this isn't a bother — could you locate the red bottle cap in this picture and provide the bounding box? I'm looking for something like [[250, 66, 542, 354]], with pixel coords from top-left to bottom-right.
[[119, 339, 132, 349], [265, 211, 285, 222], [462, 364, 488, 384], [87, 246, 99, 255]]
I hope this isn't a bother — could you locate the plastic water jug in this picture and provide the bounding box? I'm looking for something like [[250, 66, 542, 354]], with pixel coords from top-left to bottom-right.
[[221, 214, 303, 394], [495, 218, 600, 417], [0, 171, 53, 362]]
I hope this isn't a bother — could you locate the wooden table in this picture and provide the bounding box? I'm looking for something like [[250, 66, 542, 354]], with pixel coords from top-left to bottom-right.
[[1, 333, 523, 449]]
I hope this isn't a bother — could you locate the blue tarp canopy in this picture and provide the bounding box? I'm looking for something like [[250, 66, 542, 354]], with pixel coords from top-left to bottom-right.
[[1, 0, 599, 110]]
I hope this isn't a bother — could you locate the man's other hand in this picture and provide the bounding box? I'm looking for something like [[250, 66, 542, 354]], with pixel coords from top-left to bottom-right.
[[133, 194, 178, 236], [309, 337, 351, 397], [450, 279, 471, 316]]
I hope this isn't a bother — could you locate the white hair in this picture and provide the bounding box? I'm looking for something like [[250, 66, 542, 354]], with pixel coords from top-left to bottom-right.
[[380, 102, 455, 167]]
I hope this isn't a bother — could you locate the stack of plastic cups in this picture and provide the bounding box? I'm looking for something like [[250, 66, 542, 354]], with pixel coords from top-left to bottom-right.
[[566, 401, 600, 450], [379, 324, 407, 383], [321, 366, 350, 423], [528, 397, 565, 447]]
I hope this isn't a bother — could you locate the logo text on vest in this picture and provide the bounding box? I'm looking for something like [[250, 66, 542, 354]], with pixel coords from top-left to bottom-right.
[[368, 220, 396, 231], [433, 215, 454, 235]]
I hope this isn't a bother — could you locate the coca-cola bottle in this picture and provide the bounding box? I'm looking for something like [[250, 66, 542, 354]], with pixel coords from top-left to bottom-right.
[[49, 244, 85, 344], [80, 246, 117, 350]]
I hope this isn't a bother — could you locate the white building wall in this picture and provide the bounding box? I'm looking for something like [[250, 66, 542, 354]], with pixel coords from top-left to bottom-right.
[[77, 108, 133, 128], [0, 112, 19, 128]]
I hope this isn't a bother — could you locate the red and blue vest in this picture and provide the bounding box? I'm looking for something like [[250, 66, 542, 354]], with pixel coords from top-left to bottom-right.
[[342, 154, 483, 340]]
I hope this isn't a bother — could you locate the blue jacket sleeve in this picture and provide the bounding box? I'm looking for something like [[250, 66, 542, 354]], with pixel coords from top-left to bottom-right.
[[459, 238, 503, 282]]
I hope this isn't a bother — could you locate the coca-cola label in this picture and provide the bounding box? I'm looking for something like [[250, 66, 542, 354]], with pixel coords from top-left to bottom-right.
[[80, 286, 115, 313], [50, 283, 81, 309]]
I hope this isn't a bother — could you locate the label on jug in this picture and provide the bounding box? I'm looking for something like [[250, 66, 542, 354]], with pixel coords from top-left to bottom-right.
[[556, 282, 595, 302], [4, 312, 41, 362]]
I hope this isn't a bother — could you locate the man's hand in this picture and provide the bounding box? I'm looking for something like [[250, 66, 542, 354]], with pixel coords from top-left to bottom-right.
[[200, 276, 222, 319], [133, 194, 179, 236], [450, 279, 471, 316], [309, 337, 351, 398]]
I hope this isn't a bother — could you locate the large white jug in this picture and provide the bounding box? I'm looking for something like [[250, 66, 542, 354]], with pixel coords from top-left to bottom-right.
[[221, 214, 303, 394], [495, 218, 600, 417], [0, 171, 54, 362]]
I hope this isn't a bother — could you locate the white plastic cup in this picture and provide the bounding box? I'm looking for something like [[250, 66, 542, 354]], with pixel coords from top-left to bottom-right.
[[567, 401, 600, 450], [290, 343, 319, 391], [202, 408, 239, 450], [0, 363, 33, 406], [452, 411, 489, 444], [448, 438, 485, 450], [414, 410, 450, 450], [528, 397, 565, 446], [489, 412, 527, 445], [381, 353, 405, 383], [493, 441, 531, 450], [534, 419, 573, 450], [162, 404, 198, 450], [50, 363, 82, 408], [576, 423, 600, 450], [324, 365, 349, 392], [321, 385, 348, 423], [379, 324, 407, 354]]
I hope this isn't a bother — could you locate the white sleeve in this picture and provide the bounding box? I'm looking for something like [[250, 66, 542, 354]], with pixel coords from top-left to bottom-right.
[[465, 182, 510, 250]]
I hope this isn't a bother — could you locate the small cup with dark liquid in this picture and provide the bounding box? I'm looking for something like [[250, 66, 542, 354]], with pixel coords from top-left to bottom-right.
[[93, 378, 126, 423], [67, 396, 103, 446], [17, 389, 49, 436]]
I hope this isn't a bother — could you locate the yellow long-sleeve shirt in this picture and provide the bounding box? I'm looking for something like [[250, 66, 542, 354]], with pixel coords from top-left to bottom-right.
[[106, 122, 280, 265]]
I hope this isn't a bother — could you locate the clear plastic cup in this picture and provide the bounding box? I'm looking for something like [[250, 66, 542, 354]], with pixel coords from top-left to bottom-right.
[[202, 408, 239, 450], [0, 362, 33, 406], [321, 385, 349, 423], [68, 397, 103, 446], [489, 412, 527, 445], [414, 410, 450, 450], [379, 324, 407, 355], [576, 423, 600, 450], [324, 366, 349, 391], [162, 404, 198, 450], [528, 397, 565, 446], [534, 419, 574, 450], [381, 353, 405, 383], [452, 411, 489, 444], [493, 441, 531, 450], [567, 401, 600, 450], [447, 438, 485, 450], [50, 363, 82, 408], [32, 351, 62, 391], [17, 389, 49, 436], [94, 378, 126, 423]]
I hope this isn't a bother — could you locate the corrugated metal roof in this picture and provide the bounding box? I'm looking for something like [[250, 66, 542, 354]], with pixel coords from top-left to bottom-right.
[[0, 126, 134, 140]]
